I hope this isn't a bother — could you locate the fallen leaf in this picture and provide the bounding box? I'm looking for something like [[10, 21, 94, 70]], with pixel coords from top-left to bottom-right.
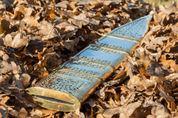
[[1, 19, 11, 34], [158, 85, 176, 111], [18, 108, 28, 118], [146, 101, 169, 118], [102, 101, 142, 118], [37, 20, 57, 40], [64, 38, 80, 53], [20, 73, 31, 88], [41, 52, 62, 70], [30, 109, 42, 118], [4, 33, 28, 49], [0, 61, 12, 74]]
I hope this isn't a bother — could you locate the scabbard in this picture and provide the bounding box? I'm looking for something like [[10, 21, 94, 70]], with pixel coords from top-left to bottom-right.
[[25, 15, 152, 112]]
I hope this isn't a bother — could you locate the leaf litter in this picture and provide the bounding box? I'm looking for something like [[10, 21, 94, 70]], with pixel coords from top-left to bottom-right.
[[0, 0, 178, 117]]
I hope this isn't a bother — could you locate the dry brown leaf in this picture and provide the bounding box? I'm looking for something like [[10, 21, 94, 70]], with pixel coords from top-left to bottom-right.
[[56, 21, 79, 32], [120, 85, 131, 95], [128, 76, 141, 87], [73, 13, 89, 25], [159, 55, 177, 72], [149, 101, 169, 117], [146, 62, 165, 77], [159, 4, 172, 14], [0, 2, 6, 11], [20, 73, 31, 88], [63, 109, 85, 118], [0, 61, 12, 74], [4, 34, 12, 47], [12, 75, 24, 89], [4, 33, 28, 49], [89, 1, 102, 9], [102, 101, 142, 118], [166, 73, 178, 81], [75, 108, 85, 118], [22, 16, 38, 26], [2, 54, 9, 61], [41, 52, 62, 70], [55, 1, 69, 9], [32, 63, 49, 78], [96, 114, 104, 118], [94, 87, 107, 100], [141, 26, 161, 45], [64, 38, 80, 52], [1, 19, 11, 34], [11, 61, 22, 74], [0, 75, 9, 85], [18, 108, 28, 118], [68, 18, 83, 28], [148, 36, 169, 49], [69, 2, 76, 10], [120, 91, 136, 105], [154, 12, 174, 25], [162, 39, 176, 52], [13, 6, 26, 20], [103, 21, 113, 27], [34, 107, 56, 117], [30, 109, 42, 118], [158, 85, 176, 111], [0, 95, 10, 106], [37, 20, 57, 40]]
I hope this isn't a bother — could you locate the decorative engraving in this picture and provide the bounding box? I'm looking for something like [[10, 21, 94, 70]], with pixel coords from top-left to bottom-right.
[[64, 66, 100, 76], [109, 15, 152, 41], [37, 75, 86, 96], [97, 43, 127, 52], [72, 45, 128, 66], [97, 36, 138, 52], [72, 61, 106, 70], [89, 46, 124, 55], [77, 55, 111, 65], [56, 71, 99, 82], [105, 34, 137, 42]]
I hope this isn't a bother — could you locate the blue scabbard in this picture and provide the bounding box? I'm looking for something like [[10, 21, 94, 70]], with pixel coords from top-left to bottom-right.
[[25, 15, 152, 112]]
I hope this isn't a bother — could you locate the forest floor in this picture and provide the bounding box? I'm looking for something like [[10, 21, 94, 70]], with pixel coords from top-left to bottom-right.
[[0, 0, 178, 118]]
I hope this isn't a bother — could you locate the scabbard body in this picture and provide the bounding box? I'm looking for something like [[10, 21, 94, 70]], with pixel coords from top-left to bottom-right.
[[25, 15, 152, 112]]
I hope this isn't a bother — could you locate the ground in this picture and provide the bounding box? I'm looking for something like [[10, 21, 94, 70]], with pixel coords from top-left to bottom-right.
[[0, 0, 178, 118]]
